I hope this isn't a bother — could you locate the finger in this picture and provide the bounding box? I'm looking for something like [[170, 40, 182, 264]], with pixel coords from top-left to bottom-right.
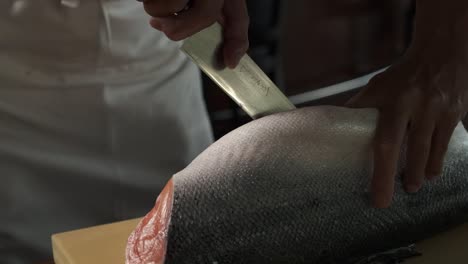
[[425, 117, 459, 180], [372, 109, 409, 208], [149, 1, 221, 41], [149, 18, 164, 31], [149, 15, 215, 42], [222, 0, 250, 68], [345, 89, 377, 108], [404, 113, 436, 193], [345, 76, 386, 108], [143, 0, 190, 17]]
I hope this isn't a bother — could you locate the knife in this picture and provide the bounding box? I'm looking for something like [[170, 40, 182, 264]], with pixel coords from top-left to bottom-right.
[[181, 22, 296, 119]]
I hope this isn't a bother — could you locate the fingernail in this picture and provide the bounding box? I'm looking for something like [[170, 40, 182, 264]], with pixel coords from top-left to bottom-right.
[[405, 184, 421, 193]]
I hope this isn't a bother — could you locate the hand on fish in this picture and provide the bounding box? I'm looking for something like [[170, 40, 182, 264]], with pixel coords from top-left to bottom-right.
[[138, 0, 249, 68], [126, 106, 468, 263], [347, 2, 468, 208]]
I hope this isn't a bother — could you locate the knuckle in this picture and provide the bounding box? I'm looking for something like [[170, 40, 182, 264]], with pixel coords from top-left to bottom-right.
[[383, 101, 410, 118], [411, 141, 431, 152], [387, 103, 409, 116], [446, 98, 465, 116], [375, 141, 397, 153], [392, 90, 419, 111], [425, 89, 448, 108]]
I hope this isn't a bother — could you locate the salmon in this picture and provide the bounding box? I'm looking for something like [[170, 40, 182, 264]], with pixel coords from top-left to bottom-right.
[[126, 106, 468, 263]]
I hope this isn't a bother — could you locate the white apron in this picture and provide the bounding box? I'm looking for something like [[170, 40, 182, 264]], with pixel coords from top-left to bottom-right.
[[0, 0, 213, 263]]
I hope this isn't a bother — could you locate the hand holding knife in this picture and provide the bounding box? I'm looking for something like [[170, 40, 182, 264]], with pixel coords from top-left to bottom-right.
[[139, 0, 251, 69]]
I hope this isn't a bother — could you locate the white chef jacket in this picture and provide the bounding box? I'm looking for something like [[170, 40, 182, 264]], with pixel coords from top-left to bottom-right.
[[0, 0, 214, 263]]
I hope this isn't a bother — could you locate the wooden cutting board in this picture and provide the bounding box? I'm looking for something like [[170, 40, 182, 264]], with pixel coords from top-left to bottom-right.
[[52, 218, 141, 264], [52, 219, 468, 264]]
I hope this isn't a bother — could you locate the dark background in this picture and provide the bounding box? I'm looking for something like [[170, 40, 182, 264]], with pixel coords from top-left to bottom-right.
[[203, 0, 417, 139]]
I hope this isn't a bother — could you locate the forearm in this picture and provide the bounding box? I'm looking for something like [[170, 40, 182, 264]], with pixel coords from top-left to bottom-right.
[[409, 0, 468, 60]]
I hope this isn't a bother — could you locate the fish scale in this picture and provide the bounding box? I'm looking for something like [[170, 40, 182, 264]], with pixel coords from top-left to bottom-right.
[[128, 106, 468, 263]]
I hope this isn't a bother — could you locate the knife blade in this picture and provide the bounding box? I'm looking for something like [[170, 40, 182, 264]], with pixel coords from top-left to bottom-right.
[[181, 22, 296, 119]]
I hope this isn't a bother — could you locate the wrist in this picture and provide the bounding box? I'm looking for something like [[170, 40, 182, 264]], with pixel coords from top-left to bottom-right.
[[408, 1, 468, 63]]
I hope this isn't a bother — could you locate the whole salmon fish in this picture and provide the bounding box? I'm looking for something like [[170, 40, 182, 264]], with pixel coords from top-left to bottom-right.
[[126, 106, 468, 264]]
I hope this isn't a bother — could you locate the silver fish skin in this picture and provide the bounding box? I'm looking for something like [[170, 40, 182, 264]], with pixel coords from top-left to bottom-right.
[[130, 106, 468, 264]]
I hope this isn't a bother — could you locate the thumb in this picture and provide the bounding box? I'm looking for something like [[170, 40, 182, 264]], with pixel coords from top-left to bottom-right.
[[345, 91, 372, 108], [345, 81, 382, 109], [222, 0, 250, 69]]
